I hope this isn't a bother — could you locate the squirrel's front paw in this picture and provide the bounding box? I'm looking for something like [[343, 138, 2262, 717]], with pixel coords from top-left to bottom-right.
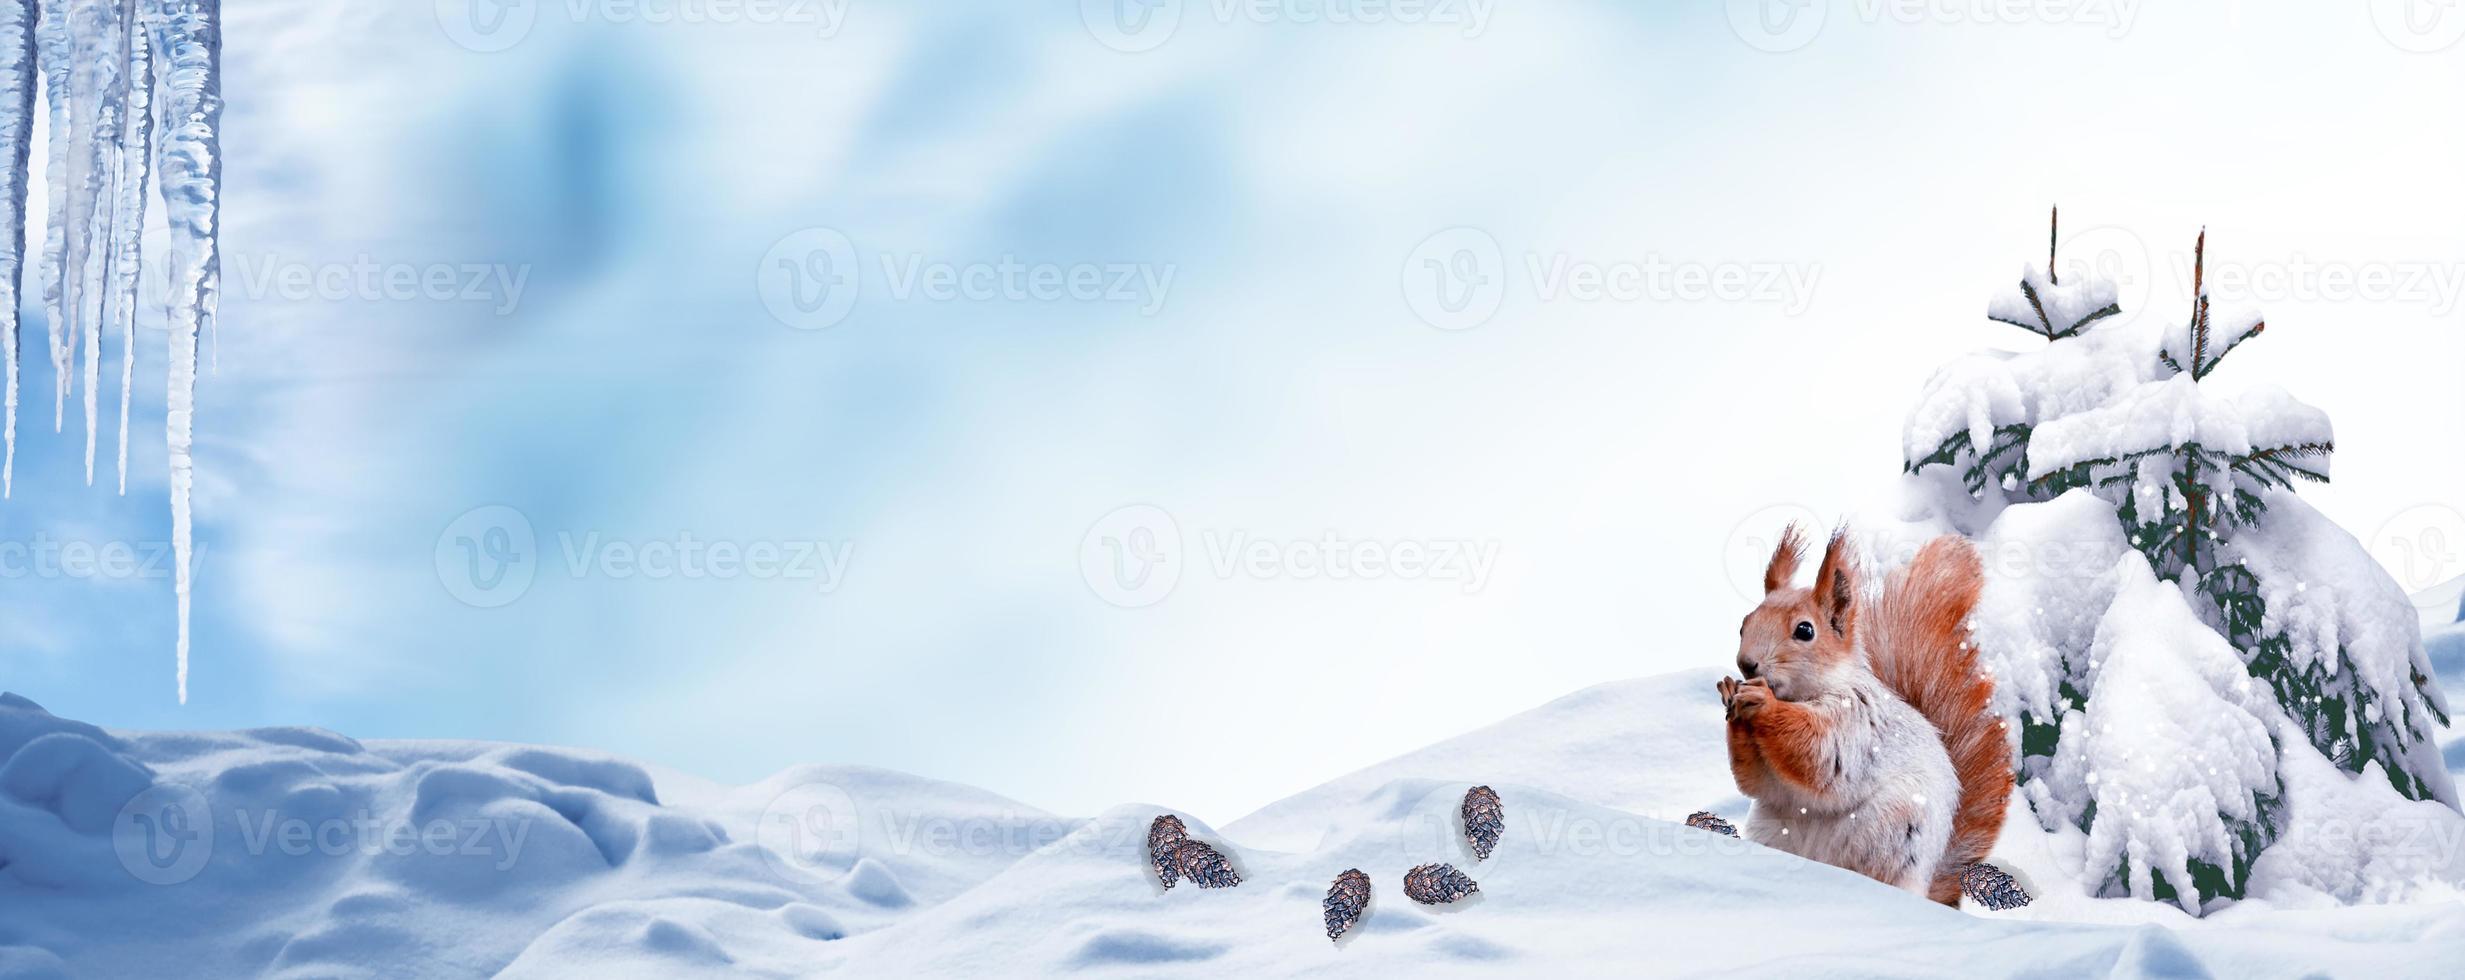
[[1727, 678, 1771, 722], [1717, 676, 1740, 710]]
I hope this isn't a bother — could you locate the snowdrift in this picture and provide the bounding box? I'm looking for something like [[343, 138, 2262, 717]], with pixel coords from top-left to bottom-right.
[[6, 630, 2465, 976]]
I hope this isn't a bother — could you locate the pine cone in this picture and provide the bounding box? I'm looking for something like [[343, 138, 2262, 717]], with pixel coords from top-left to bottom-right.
[[1460, 786, 1504, 861], [1148, 815, 1189, 889], [1169, 839, 1243, 889], [1685, 811, 1738, 837], [1322, 869, 1371, 942], [1402, 863, 1479, 905], [1959, 862, 2031, 910]]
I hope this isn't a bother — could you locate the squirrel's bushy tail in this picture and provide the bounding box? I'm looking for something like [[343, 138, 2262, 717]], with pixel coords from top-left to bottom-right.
[[1863, 536, 2010, 906]]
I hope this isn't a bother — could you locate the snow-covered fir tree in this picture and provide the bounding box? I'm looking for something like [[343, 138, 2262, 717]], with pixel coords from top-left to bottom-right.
[[1899, 211, 2456, 912]]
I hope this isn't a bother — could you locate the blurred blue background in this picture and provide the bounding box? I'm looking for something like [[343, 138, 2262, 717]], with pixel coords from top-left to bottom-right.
[[1, 0, 2459, 820]]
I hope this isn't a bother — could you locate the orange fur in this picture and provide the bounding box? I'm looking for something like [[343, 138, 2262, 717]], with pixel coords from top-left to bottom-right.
[[1762, 524, 1809, 594], [1735, 695, 1833, 794], [1862, 536, 2012, 906]]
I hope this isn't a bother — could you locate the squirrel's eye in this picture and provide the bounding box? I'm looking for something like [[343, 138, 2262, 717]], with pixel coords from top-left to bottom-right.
[[1793, 621, 1816, 642]]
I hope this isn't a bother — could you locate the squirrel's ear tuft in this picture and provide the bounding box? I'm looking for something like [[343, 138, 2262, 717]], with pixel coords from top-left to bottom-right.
[[1812, 528, 1859, 637], [1763, 523, 1808, 594]]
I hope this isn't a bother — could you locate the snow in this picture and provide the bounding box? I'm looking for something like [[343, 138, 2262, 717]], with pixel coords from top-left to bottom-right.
[[1969, 490, 2128, 726], [2230, 493, 2456, 802], [1985, 261, 2120, 339], [2060, 555, 2280, 914], [2027, 376, 2334, 483], [1900, 329, 2148, 483], [8, 662, 2465, 976]]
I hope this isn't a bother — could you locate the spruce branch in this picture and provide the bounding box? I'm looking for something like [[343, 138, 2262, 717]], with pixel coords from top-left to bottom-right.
[[2049, 205, 2060, 286], [2191, 229, 2212, 378]]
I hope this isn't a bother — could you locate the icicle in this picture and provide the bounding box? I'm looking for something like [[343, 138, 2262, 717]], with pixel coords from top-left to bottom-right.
[[0, 1, 36, 498], [70, 0, 132, 485], [146, 0, 219, 704], [112, 2, 152, 495], [35, 0, 71, 430]]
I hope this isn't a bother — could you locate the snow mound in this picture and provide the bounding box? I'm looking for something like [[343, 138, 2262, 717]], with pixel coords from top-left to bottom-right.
[[1227, 669, 1739, 851], [7, 679, 2465, 975]]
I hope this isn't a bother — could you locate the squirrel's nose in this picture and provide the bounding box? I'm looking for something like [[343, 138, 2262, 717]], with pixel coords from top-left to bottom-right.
[[1738, 658, 1759, 680]]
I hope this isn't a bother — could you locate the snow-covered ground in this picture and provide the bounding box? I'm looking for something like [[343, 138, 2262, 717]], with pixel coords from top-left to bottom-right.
[[5, 584, 2464, 977]]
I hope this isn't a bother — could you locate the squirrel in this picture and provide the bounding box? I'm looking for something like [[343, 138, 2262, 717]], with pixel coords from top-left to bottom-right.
[[1717, 524, 2012, 906]]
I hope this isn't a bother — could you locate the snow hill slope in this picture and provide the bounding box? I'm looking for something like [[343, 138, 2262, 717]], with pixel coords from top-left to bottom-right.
[[8, 611, 2465, 978], [1227, 669, 1745, 852]]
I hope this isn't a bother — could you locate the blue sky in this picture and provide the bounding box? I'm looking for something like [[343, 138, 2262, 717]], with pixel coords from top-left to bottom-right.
[[3, 0, 2461, 820]]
